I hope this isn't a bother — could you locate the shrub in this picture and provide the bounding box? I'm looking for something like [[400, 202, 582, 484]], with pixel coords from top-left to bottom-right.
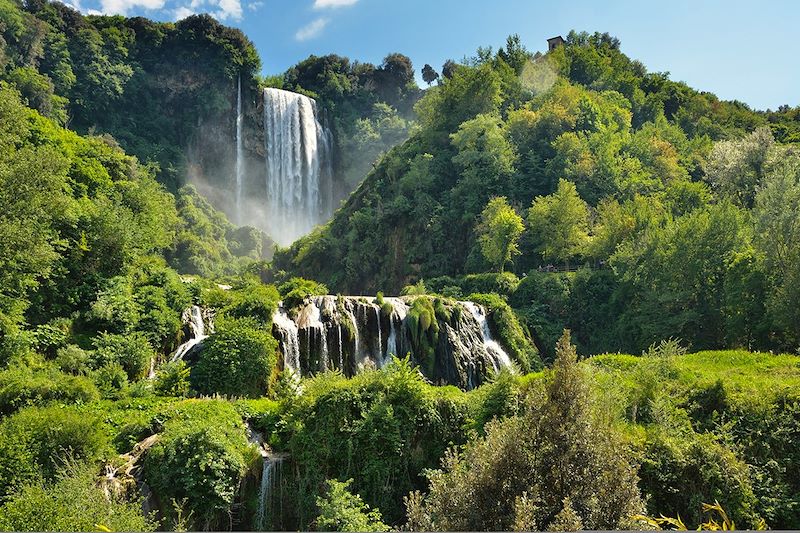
[[315, 479, 389, 532], [639, 429, 761, 528], [405, 332, 643, 531], [0, 364, 99, 415], [93, 332, 156, 380], [93, 362, 129, 397], [154, 360, 191, 397], [55, 345, 92, 375], [278, 277, 328, 310], [221, 283, 280, 327], [191, 323, 277, 397], [143, 400, 252, 529], [0, 462, 157, 532], [0, 406, 108, 498]]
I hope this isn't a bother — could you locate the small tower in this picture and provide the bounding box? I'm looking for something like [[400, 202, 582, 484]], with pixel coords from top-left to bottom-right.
[[547, 35, 565, 51]]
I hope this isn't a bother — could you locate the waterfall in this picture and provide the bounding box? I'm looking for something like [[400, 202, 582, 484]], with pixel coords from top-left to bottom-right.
[[263, 88, 333, 245], [235, 74, 244, 225], [255, 455, 284, 530], [337, 323, 344, 370], [461, 302, 513, 372], [270, 296, 511, 389], [319, 323, 329, 371], [248, 424, 284, 531], [386, 315, 397, 364], [272, 305, 300, 373], [171, 305, 208, 362], [374, 306, 382, 365], [346, 306, 360, 367]]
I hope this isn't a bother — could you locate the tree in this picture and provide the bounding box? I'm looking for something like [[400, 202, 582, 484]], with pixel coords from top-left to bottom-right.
[[476, 197, 525, 272], [527, 179, 589, 268], [441, 59, 457, 79], [421, 63, 439, 86], [405, 330, 644, 531], [753, 148, 800, 347], [315, 479, 389, 532], [705, 127, 774, 208]]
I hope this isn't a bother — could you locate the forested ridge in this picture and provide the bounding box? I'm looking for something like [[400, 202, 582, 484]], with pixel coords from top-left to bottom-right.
[[1, 1, 800, 530]]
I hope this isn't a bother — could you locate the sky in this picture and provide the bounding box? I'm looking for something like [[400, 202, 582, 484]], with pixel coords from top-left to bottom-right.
[[72, 0, 799, 111]]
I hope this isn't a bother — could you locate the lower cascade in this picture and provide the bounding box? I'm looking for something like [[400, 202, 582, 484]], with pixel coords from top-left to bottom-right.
[[170, 305, 213, 363], [271, 296, 513, 389]]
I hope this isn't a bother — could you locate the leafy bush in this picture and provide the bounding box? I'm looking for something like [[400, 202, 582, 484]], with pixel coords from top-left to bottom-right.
[[54, 345, 92, 375], [190, 322, 277, 397], [154, 360, 191, 397], [220, 282, 279, 327], [93, 332, 156, 380], [0, 462, 157, 532], [92, 362, 129, 398], [283, 360, 469, 527], [315, 479, 389, 532], [639, 429, 761, 528], [405, 332, 642, 531], [0, 406, 108, 498], [278, 277, 328, 310], [143, 400, 253, 529], [0, 364, 99, 415]]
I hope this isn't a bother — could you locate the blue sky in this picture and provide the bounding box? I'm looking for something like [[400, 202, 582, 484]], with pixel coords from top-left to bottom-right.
[[74, 0, 799, 110]]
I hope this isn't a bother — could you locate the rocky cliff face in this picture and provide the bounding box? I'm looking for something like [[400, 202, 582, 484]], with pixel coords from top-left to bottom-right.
[[272, 296, 513, 390]]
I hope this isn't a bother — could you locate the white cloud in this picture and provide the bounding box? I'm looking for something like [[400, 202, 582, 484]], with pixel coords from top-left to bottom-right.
[[313, 0, 357, 8], [173, 5, 194, 18], [171, 0, 241, 21], [295, 17, 328, 41], [212, 0, 242, 20], [247, 0, 262, 10], [99, 0, 165, 14]]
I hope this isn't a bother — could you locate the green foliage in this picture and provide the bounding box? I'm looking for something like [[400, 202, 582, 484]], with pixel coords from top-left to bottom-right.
[[0, 362, 98, 415], [527, 179, 589, 268], [279, 277, 328, 311], [0, 405, 107, 498], [283, 359, 470, 527], [405, 331, 643, 530], [0, 462, 157, 532], [191, 322, 277, 397], [143, 400, 252, 529], [315, 479, 389, 532], [93, 332, 156, 381], [154, 360, 191, 397], [476, 196, 525, 272]]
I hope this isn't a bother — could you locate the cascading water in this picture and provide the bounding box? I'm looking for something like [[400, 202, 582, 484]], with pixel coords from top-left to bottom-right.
[[461, 301, 513, 372], [171, 306, 208, 362], [235, 74, 244, 225], [272, 305, 300, 373], [248, 424, 284, 531], [263, 87, 333, 245], [271, 296, 514, 389], [374, 306, 382, 365], [337, 323, 344, 370]]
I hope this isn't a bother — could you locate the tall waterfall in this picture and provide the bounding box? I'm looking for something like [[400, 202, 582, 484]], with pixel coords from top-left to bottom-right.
[[235, 75, 244, 225], [263, 88, 333, 245]]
